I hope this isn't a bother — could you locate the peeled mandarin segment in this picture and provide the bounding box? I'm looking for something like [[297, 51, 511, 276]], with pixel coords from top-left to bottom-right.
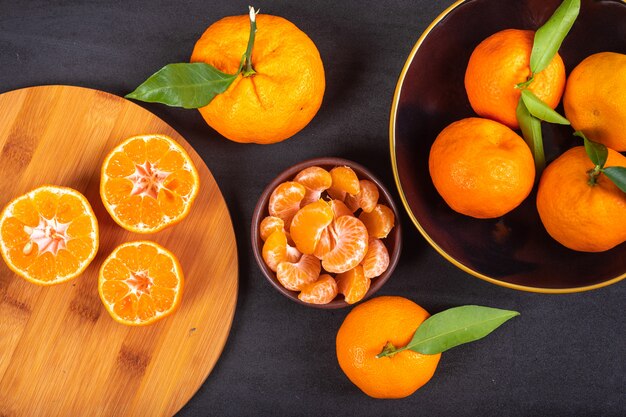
[[10, 198, 39, 227], [55, 249, 80, 278], [146, 137, 171, 163], [1, 217, 29, 248], [98, 241, 183, 325], [32, 189, 59, 220], [104, 152, 136, 178], [122, 138, 147, 164], [298, 274, 338, 305], [359, 204, 395, 239], [259, 216, 285, 242], [101, 280, 130, 304], [356, 180, 379, 213], [313, 227, 334, 259], [163, 170, 195, 197], [294, 166, 332, 206], [103, 178, 134, 205], [322, 216, 369, 274], [361, 238, 390, 279], [262, 230, 301, 272], [276, 254, 321, 291], [290, 200, 334, 255], [268, 181, 306, 228], [336, 265, 370, 304], [329, 166, 360, 197], [329, 199, 353, 219], [344, 194, 360, 212]]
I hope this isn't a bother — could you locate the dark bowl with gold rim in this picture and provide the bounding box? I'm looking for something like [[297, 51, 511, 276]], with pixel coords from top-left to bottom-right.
[[390, 0, 626, 292]]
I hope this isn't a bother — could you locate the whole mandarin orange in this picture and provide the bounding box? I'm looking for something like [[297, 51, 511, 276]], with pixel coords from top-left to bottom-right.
[[336, 296, 441, 399], [429, 117, 535, 219], [191, 14, 325, 144], [563, 52, 626, 152], [536, 146, 626, 252], [465, 29, 565, 129]]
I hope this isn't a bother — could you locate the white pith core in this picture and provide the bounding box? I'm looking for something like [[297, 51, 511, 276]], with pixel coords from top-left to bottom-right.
[[127, 160, 171, 199], [127, 270, 154, 296], [23, 216, 71, 256]]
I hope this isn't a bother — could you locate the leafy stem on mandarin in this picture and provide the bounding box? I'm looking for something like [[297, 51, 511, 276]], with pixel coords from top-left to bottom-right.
[[242, 6, 259, 77], [125, 6, 259, 108], [515, 0, 579, 171], [376, 306, 519, 358], [575, 131, 626, 192]]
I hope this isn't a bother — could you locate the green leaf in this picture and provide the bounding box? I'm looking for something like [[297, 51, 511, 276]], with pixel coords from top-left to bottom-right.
[[603, 167, 626, 193], [516, 98, 545, 172], [404, 306, 519, 355], [530, 0, 580, 74], [575, 131, 608, 168], [520, 90, 570, 125], [126, 63, 238, 109]]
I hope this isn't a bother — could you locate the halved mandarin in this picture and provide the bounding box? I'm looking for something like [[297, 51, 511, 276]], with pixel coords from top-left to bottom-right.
[[298, 274, 338, 305], [98, 241, 183, 326], [329, 199, 353, 219], [259, 216, 285, 241], [262, 230, 301, 272], [359, 204, 395, 239], [100, 134, 200, 234], [327, 166, 360, 200], [361, 238, 390, 279], [0, 185, 99, 285], [346, 179, 380, 213], [268, 182, 306, 229], [322, 216, 369, 274], [294, 166, 332, 206], [336, 265, 370, 304], [276, 254, 321, 291], [290, 200, 334, 255]]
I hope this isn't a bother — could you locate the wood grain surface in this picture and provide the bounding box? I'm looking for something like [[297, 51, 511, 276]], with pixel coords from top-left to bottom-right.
[[0, 85, 238, 417]]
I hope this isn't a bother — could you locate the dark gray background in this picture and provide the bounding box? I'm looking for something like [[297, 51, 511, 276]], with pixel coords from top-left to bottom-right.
[[0, 1, 624, 416]]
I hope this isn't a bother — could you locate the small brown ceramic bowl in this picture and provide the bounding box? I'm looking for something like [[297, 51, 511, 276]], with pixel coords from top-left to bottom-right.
[[251, 157, 402, 308], [390, 0, 626, 293]]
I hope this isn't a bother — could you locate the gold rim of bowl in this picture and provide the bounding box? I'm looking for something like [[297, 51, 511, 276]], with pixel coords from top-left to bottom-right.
[[388, 0, 626, 294]]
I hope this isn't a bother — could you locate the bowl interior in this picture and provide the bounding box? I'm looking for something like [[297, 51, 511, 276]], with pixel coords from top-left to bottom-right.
[[252, 157, 402, 308], [392, 0, 626, 291]]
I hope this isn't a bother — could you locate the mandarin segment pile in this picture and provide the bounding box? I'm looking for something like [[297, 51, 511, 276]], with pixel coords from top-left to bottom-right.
[[260, 165, 395, 305], [0, 186, 99, 285]]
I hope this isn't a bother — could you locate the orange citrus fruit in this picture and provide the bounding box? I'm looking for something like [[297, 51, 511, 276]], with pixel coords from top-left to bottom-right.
[[465, 29, 566, 129], [359, 204, 395, 239], [0, 185, 98, 285], [322, 215, 368, 274], [98, 240, 183, 326], [259, 216, 285, 241], [328, 166, 360, 200], [100, 134, 200, 234], [298, 274, 337, 304], [336, 265, 370, 305], [336, 296, 441, 399], [313, 227, 334, 260], [563, 52, 626, 151], [276, 254, 321, 291], [536, 146, 626, 252], [262, 230, 301, 272], [329, 199, 353, 219], [294, 166, 332, 206], [361, 238, 390, 279], [268, 181, 306, 228], [429, 117, 535, 219], [346, 179, 379, 213], [290, 199, 333, 255], [190, 14, 325, 144]]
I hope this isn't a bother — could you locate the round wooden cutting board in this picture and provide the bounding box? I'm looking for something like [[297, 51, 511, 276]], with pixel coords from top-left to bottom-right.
[[0, 85, 238, 417]]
